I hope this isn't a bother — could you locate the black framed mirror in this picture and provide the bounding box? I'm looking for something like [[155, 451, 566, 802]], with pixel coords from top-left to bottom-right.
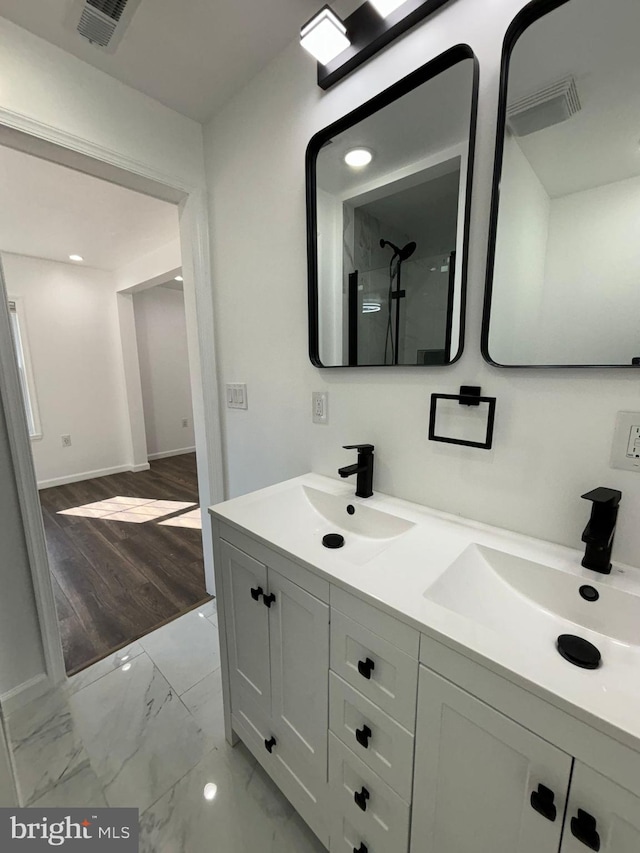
[[306, 45, 478, 368], [483, 0, 640, 368]]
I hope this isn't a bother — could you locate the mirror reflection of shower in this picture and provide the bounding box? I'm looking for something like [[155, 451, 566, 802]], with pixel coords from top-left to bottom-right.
[[380, 238, 417, 365]]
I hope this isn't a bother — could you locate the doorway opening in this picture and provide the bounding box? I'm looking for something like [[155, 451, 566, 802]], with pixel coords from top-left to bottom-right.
[[1, 143, 212, 675]]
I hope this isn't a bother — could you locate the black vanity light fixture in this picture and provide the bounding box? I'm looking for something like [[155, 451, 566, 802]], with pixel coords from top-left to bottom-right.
[[300, 0, 453, 89]]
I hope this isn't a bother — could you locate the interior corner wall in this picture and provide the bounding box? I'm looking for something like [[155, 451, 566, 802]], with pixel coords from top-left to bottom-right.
[[490, 135, 550, 364], [2, 253, 132, 487], [133, 286, 196, 458], [204, 0, 640, 567]]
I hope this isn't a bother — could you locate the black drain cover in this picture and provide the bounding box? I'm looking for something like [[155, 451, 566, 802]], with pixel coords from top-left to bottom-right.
[[557, 634, 601, 669], [323, 533, 345, 549]]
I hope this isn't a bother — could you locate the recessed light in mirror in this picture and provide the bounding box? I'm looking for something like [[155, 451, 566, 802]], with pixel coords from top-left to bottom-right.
[[69, 254, 84, 262], [121, 663, 132, 672], [203, 783, 217, 801], [175, 275, 183, 282], [344, 148, 373, 168], [369, 0, 406, 17]]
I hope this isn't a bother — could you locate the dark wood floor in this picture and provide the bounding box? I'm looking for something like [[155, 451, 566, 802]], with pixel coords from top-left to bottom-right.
[[39, 453, 210, 675]]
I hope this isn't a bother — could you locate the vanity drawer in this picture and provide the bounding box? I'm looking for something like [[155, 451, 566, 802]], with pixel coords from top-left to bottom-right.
[[329, 672, 414, 802], [329, 732, 410, 853], [331, 610, 418, 731]]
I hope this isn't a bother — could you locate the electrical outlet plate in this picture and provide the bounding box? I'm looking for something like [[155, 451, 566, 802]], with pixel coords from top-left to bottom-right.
[[226, 383, 248, 410], [312, 391, 328, 424], [611, 411, 640, 472]]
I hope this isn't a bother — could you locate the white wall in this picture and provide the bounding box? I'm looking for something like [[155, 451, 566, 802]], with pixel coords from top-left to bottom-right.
[[134, 285, 195, 457], [2, 253, 132, 487], [540, 174, 640, 365], [205, 0, 640, 568], [490, 135, 550, 364], [0, 17, 207, 701]]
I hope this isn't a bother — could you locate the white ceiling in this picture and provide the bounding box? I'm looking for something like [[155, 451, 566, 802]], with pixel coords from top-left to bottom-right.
[[0, 145, 179, 270], [0, 0, 321, 122], [509, 0, 640, 197]]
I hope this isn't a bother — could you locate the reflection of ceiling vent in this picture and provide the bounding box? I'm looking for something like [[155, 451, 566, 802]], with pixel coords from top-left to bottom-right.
[[66, 0, 142, 52], [507, 76, 581, 137]]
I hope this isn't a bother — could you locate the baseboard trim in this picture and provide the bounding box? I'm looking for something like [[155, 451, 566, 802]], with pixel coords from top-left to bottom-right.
[[1, 673, 52, 716], [37, 463, 150, 490], [147, 447, 196, 461]]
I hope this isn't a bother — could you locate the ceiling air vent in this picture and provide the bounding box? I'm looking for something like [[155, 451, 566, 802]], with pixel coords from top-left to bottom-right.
[[66, 0, 142, 53], [507, 76, 581, 137]]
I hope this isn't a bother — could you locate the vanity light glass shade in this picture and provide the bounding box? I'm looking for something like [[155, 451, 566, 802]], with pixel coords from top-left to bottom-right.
[[344, 148, 373, 167], [369, 0, 406, 17], [300, 5, 350, 66]]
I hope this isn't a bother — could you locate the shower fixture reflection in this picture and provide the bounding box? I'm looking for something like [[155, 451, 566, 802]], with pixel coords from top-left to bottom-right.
[[380, 237, 417, 364]]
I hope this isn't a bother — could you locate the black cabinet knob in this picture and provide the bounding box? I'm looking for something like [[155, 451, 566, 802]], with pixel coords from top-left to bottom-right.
[[571, 809, 601, 851], [263, 593, 276, 608], [353, 845, 368, 853], [264, 736, 276, 754], [530, 784, 557, 822], [354, 786, 370, 812], [355, 724, 372, 749], [250, 586, 263, 601], [357, 657, 375, 679]]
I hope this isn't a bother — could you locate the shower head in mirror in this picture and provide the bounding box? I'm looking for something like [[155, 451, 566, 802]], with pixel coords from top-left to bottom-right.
[[380, 239, 417, 261]]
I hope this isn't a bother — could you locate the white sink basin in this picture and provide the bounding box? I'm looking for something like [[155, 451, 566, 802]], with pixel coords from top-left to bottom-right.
[[229, 482, 415, 565], [424, 544, 640, 647]]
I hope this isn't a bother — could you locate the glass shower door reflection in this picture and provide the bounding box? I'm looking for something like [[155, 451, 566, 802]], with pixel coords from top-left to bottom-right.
[[348, 252, 454, 366]]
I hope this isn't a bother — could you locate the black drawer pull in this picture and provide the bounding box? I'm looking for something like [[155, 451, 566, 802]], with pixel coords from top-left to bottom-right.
[[355, 724, 372, 749], [530, 784, 557, 822], [264, 736, 276, 754], [354, 845, 368, 853], [357, 657, 375, 679], [250, 586, 263, 601], [263, 592, 276, 608], [571, 809, 601, 851], [354, 786, 370, 812]]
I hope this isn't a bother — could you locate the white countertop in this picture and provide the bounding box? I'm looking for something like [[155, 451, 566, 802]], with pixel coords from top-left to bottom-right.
[[209, 473, 640, 753]]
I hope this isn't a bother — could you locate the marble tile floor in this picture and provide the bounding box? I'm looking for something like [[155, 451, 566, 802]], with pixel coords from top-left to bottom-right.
[[5, 600, 325, 852]]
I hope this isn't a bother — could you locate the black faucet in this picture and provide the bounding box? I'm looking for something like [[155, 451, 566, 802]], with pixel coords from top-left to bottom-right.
[[338, 444, 374, 498], [580, 487, 622, 574]]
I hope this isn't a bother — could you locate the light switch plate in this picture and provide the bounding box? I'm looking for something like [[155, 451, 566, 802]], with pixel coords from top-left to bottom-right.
[[611, 411, 640, 471], [312, 391, 328, 424], [226, 383, 248, 410]]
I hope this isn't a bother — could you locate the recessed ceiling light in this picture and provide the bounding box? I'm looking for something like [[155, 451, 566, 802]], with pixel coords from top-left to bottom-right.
[[175, 275, 183, 282], [69, 254, 84, 262], [300, 5, 350, 66], [344, 148, 373, 168], [369, 0, 406, 17], [121, 663, 132, 672], [203, 783, 218, 801]]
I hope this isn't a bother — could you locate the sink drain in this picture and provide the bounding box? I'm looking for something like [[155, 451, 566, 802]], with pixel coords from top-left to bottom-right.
[[322, 533, 345, 549], [557, 634, 601, 669]]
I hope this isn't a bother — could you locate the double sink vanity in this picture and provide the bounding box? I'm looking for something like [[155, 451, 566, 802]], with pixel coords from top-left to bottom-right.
[[209, 470, 640, 853]]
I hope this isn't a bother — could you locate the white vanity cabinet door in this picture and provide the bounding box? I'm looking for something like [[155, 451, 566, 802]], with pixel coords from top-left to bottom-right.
[[221, 540, 271, 719], [268, 567, 329, 779], [411, 667, 572, 853], [560, 763, 640, 853]]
